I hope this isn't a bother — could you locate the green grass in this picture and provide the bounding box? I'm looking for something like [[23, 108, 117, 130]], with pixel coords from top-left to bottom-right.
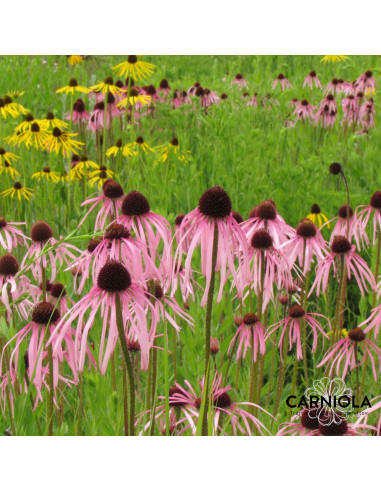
[[0, 55, 380, 436]]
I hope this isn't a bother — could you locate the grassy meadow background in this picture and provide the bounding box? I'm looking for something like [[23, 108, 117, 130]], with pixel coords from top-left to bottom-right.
[[0, 55, 380, 435]]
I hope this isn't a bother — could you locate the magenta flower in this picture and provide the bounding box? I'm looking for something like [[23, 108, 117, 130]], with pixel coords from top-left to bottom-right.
[[277, 407, 322, 436], [0, 302, 78, 403], [303, 70, 322, 89], [69, 238, 102, 294], [310, 235, 376, 297], [324, 78, 344, 95], [51, 260, 155, 373], [355, 191, 381, 247], [246, 93, 258, 107], [79, 179, 124, 231], [228, 313, 266, 361], [87, 102, 108, 132], [268, 304, 329, 360], [21, 221, 80, 283], [330, 205, 362, 249], [341, 95, 359, 124], [242, 200, 295, 248], [244, 229, 291, 311], [318, 327, 381, 380], [172, 90, 191, 109], [294, 100, 315, 121], [272, 73, 292, 91], [0, 216, 28, 252], [173, 186, 249, 306], [232, 73, 248, 88], [49, 282, 72, 316], [65, 99, 90, 124], [158, 78, 171, 97], [356, 70, 375, 94], [0, 253, 33, 320], [315, 94, 337, 127], [281, 219, 328, 274], [355, 396, 381, 436], [359, 98, 375, 129], [117, 190, 172, 262], [359, 304, 381, 339]]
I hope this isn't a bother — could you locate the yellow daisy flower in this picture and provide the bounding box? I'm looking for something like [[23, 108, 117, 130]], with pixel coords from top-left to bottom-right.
[[0, 160, 20, 180], [88, 166, 115, 188], [1, 182, 34, 201], [5, 90, 25, 99], [106, 138, 124, 157], [327, 328, 349, 339], [123, 136, 154, 157], [0, 148, 18, 166], [12, 113, 48, 133], [18, 122, 50, 151], [112, 55, 155, 81], [156, 137, 191, 163], [31, 166, 60, 183], [45, 127, 84, 156], [70, 154, 99, 179], [306, 203, 330, 229], [320, 55, 347, 63], [0, 96, 28, 119], [56, 78, 90, 95], [117, 87, 152, 108], [67, 55, 84, 66], [42, 111, 68, 130], [90, 76, 126, 96]]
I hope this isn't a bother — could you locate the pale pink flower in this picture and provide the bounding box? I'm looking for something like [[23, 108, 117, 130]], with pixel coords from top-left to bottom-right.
[[355, 396, 381, 436], [330, 205, 362, 249], [117, 190, 172, 262], [303, 70, 322, 89], [281, 219, 328, 274], [173, 187, 249, 306], [158, 79, 171, 97], [341, 95, 359, 124], [232, 73, 248, 88], [310, 235, 376, 297], [318, 327, 381, 380], [324, 78, 344, 95], [246, 93, 258, 107], [228, 313, 266, 361], [272, 73, 292, 91], [241, 200, 295, 248], [315, 94, 337, 127], [359, 304, 381, 339], [79, 180, 124, 231], [268, 304, 329, 360], [359, 98, 375, 129], [355, 191, 381, 247], [294, 99, 316, 121], [356, 70, 376, 94], [0, 217, 28, 252], [172, 90, 191, 109], [50, 260, 155, 373], [65, 98, 90, 124], [21, 221, 80, 283]]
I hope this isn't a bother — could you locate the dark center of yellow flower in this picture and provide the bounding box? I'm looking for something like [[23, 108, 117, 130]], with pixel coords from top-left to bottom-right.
[[31, 123, 40, 133], [46, 112, 54, 120], [13, 182, 22, 190], [43, 167, 51, 173], [127, 55, 138, 64], [104, 76, 114, 85], [69, 78, 78, 87], [170, 137, 179, 146], [52, 127, 62, 137], [311, 203, 321, 214]]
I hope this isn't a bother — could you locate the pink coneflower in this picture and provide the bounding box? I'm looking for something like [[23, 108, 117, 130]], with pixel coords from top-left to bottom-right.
[[268, 304, 329, 360], [355, 396, 381, 435], [310, 235, 376, 297], [158, 78, 171, 97], [243, 229, 291, 311], [303, 70, 322, 89], [324, 78, 344, 95], [87, 223, 161, 286], [117, 190, 172, 261], [173, 186, 249, 306], [281, 219, 328, 274], [232, 73, 248, 88], [359, 304, 381, 339], [202, 89, 219, 108], [200, 372, 272, 435], [21, 221, 80, 283], [87, 102, 109, 132], [0, 302, 77, 403], [228, 313, 266, 361], [69, 238, 102, 294], [341, 95, 359, 124], [0, 216, 28, 252], [356, 70, 375, 94], [272, 73, 292, 91], [315, 94, 337, 127], [141, 84, 160, 103], [330, 205, 361, 248], [289, 98, 299, 108], [355, 191, 381, 247], [318, 327, 381, 380], [0, 253, 32, 321], [65, 98, 90, 124], [51, 260, 154, 373], [49, 282, 72, 316], [359, 98, 375, 129], [79, 179, 124, 231], [105, 92, 121, 119], [246, 93, 258, 107], [294, 100, 315, 121], [278, 407, 373, 436], [172, 90, 191, 109], [342, 80, 358, 96], [242, 200, 295, 248]]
